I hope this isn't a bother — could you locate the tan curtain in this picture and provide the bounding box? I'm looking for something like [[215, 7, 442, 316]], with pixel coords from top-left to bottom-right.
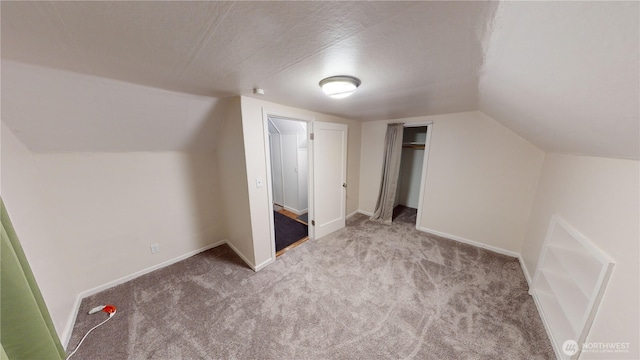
[[370, 123, 404, 224]]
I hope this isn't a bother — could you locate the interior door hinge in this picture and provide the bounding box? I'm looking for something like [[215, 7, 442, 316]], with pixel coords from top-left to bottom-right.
[[311, 220, 315, 226], [310, 133, 314, 140]]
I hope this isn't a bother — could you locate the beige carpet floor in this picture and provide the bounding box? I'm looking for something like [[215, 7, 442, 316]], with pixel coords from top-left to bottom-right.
[[67, 208, 554, 359]]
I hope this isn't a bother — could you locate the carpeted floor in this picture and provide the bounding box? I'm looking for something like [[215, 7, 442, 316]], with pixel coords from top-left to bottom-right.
[[67, 208, 554, 359]]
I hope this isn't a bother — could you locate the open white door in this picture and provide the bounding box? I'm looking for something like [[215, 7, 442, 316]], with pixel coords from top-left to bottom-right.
[[311, 121, 347, 239]]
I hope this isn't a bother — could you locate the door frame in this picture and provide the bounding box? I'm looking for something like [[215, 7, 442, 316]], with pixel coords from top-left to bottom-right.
[[262, 108, 314, 260], [267, 132, 285, 207], [311, 121, 348, 239], [402, 122, 433, 230]]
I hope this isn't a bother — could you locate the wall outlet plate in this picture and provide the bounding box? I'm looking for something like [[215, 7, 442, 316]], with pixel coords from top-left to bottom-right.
[[150, 244, 160, 254]]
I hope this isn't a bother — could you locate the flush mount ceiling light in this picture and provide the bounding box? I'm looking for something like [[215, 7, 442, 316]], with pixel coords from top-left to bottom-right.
[[319, 75, 361, 99]]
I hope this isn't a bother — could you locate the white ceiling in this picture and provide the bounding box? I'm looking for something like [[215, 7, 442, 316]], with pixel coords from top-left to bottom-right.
[[268, 117, 307, 135], [1, 1, 638, 159], [479, 1, 639, 159]]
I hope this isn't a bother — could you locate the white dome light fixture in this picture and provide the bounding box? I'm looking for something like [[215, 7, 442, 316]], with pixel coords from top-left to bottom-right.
[[319, 75, 361, 99]]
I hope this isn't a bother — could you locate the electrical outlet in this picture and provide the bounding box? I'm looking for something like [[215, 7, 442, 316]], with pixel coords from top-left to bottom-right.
[[150, 243, 160, 254]]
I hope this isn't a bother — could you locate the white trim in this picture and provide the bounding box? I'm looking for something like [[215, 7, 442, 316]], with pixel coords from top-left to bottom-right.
[[223, 239, 274, 272], [417, 226, 519, 258], [278, 135, 285, 208], [357, 209, 374, 217], [307, 120, 315, 241], [224, 240, 257, 271], [264, 108, 314, 123], [78, 240, 226, 299], [262, 108, 315, 256], [530, 214, 615, 359], [413, 226, 540, 351], [283, 205, 306, 216], [519, 256, 533, 288], [412, 122, 433, 230], [346, 209, 360, 219], [529, 292, 561, 360], [63, 240, 226, 347], [269, 133, 285, 207], [262, 110, 279, 262], [62, 294, 83, 348], [254, 257, 276, 272]]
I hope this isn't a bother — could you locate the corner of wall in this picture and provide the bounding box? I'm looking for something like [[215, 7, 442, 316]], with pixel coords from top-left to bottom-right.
[[519, 153, 640, 355], [215, 97, 256, 268], [1, 121, 78, 341], [518, 151, 548, 270]]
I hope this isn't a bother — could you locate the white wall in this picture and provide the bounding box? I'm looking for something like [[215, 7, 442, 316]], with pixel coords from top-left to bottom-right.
[[0, 122, 77, 339], [298, 147, 308, 212], [215, 97, 255, 266], [359, 111, 544, 253], [268, 134, 284, 205], [281, 134, 301, 213], [268, 131, 308, 214], [521, 153, 639, 358], [239, 96, 361, 269], [396, 148, 424, 209], [32, 151, 224, 292], [2, 61, 225, 152], [1, 62, 230, 345]]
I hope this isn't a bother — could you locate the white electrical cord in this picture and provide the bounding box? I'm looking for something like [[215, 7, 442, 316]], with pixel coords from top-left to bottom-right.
[[66, 311, 116, 359]]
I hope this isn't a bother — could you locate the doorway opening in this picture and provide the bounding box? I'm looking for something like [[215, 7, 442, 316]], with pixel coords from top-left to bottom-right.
[[394, 125, 430, 228], [267, 116, 309, 256]]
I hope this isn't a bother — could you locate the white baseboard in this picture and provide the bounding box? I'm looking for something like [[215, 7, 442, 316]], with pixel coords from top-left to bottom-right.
[[417, 226, 520, 258], [62, 240, 226, 348], [357, 209, 374, 217], [78, 240, 226, 299], [62, 294, 83, 349], [530, 290, 561, 359], [519, 256, 533, 289], [417, 227, 537, 305], [413, 227, 554, 357], [254, 257, 275, 271], [223, 239, 274, 272], [283, 205, 306, 216], [346, 210, 360, 219], [415, 227, 532, 292], [224, 240, 258, 271]]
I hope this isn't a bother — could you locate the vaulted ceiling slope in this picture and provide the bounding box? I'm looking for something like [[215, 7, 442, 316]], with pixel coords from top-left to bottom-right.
[[479, 2, 639, 160], [1, 1, 638, 159]]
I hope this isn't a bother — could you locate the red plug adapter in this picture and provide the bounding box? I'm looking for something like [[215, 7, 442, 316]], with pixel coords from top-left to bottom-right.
[[88, 304, 117, 317]]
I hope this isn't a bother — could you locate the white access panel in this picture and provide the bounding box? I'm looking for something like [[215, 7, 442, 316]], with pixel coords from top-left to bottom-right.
[[531, 215, 614, 359]]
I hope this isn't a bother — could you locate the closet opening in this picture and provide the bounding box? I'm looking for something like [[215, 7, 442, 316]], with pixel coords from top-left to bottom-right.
[[393, 125, 429, 226], [267, 116, 309, 256]]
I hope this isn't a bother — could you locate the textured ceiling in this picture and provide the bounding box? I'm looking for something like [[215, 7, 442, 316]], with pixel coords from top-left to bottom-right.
[[1, 1, 638, 158], [479, 1, 639, 159]]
